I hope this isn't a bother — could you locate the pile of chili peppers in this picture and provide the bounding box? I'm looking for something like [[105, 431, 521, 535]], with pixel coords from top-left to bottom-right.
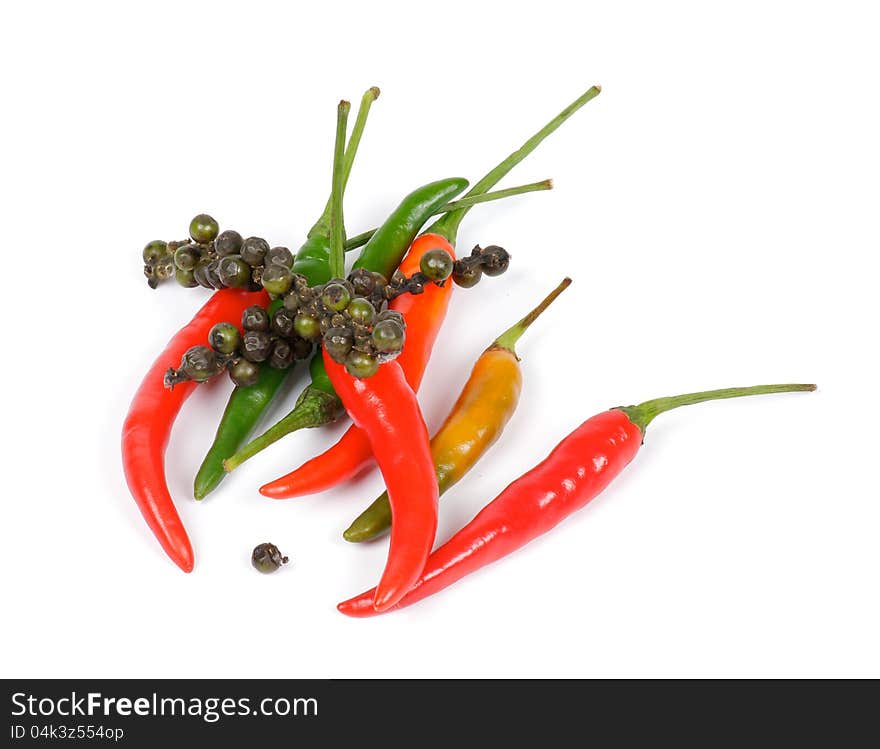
[[122, 84, 816, 615]]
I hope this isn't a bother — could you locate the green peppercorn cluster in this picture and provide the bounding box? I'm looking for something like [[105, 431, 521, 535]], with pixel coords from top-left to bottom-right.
[[142, 213, 295, 292], [316, 275, 407, 379], [164, 269, 414, 387], [143, 214, 511, 299], [156, 216, 511, 384]]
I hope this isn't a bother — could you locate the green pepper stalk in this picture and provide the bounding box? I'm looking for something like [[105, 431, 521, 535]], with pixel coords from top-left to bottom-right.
[[290, 89, 379, 285], [224, 85, 602, 472], [328, 100, 350, 279], [427, 84, 601, 245], [193, 88, 379, 500]]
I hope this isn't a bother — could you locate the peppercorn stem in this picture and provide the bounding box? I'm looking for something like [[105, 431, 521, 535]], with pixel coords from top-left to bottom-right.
[[619, 384, 817, 434], [492, 277, 572, 354], [223, 386, 344, 472], [310, 89, 378, 239], [427, 84, 601, 244], [328, 100, 350, 279], [343, 179, 553, 251]]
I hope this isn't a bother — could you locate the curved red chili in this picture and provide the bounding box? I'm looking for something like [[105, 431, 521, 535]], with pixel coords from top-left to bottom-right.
[[259, 233, 454, 499], [322, 351, 439, 612], [122, 287, 268, 571], [337, 383, 816, 615]]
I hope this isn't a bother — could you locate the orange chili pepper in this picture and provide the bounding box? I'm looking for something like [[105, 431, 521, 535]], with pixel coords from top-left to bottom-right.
[[342, 278, 571, 542]]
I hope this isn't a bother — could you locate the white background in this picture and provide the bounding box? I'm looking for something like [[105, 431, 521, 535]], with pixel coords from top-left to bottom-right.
[[2, 1, 878, 678]]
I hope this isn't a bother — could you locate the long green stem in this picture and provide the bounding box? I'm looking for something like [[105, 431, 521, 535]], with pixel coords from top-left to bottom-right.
[[342, 87, 379, 190], [492, 277, 572, 353], [619, 384, 817, 434], [343, 179, 553, 251], [310, 87, 378, 238], [427, 85, 601, 244], [328, 100, 350, 279]]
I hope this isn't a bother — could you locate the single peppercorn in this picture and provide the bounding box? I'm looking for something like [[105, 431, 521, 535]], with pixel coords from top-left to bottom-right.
[[142, 240, 167, 265], [262, 264, 293, 295], [180, 346, 220, 382], [215, 230, 243, 258], [204, 259, 224, 289], [479, 245, 511, 276], [293, 312, 321, 341], [193, 261, 213, 289], [453, 262, 482, 288], [348, 268, 379, 297], [321, 282, 351, 312], [240, 329, 272, 362], [208, 322, 241, 355], [323, 326, 354, 362], [240, 307, 269, 335], [251, 543, 289, 573], [240, 236, 270, 267], [271, 307, 296, 337], [267, 339, 293, 369], [372, 318, 406, 356], [173, 244, 200, 271], [189, 214, 219, 244], [345, 349, 380, 379], [419, 248, 455, 282], [174, 267, 197, 287], [376, 309, 405, 326], [265, 246, 294, 268], [217, 255, 251, 288], [347, 297, 376, 325], [229, 358, 260, 387]]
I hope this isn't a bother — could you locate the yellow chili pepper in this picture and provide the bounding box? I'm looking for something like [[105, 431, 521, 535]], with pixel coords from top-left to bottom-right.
[[343, 277, 572, 543]]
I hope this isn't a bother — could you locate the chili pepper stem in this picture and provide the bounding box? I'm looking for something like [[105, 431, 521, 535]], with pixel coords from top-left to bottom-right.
[[341, 88, 379, 190], [342, 179, 554, 251], [427, 84, 601, 244], [448, 179, 553, 209], [618, 384, 818, 434], [492, 277, 572, 355], [327, 100, 350, 279], [223, 386, 344, 473], [310, 88, 378, 238]]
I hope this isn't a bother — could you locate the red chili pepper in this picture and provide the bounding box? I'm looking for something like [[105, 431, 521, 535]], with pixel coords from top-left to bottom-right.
[[259, 233, 454, 499], [337, 383, 816, 616], [122, 287, 268, 571], [322, 351, 439, 612]]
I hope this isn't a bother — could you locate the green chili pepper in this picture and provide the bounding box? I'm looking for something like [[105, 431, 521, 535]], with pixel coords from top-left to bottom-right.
[[193, 88, 378, 499], [350, 177, 468, 280], [194, 298, 287, 498], [224, 85, 602, 472]]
